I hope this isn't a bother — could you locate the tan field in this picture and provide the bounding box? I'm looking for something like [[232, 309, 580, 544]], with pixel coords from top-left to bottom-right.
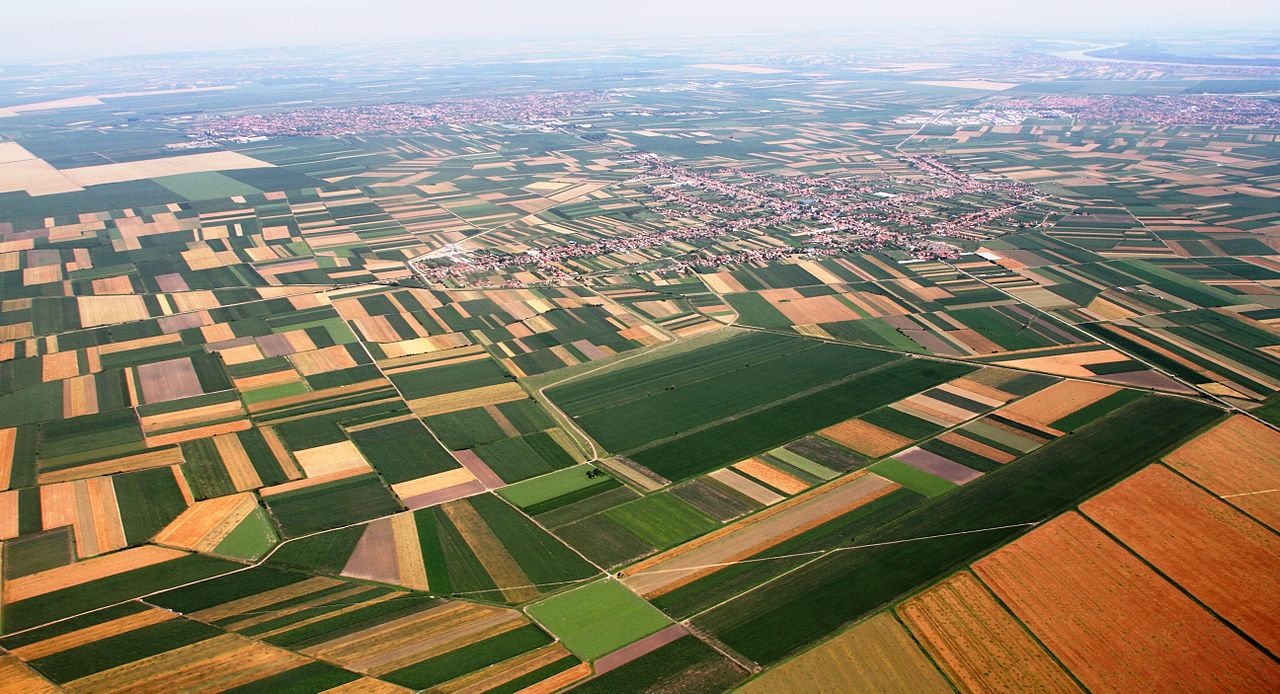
[[997, 379, 1118, 430], [441, 500, 538, 603], [76, 295, 151, 327], [898, 572, 1081, 693], [0, 143, 85, 195], [732, 458, 810, 495], [155, 492, 259, 553], [4, 546, 187, 603], [1162, 414, 1280, 530], [0, 490, 18, 539], [974, 512, 1280, 692], [41, 350, 81, 382], [60, 151, 273, 188], [435, 643, 583, 693], [341, 512, 429, 591], [301, 600, 524, 675], [994, 348, 1132, 379], [10, 607, 177, 661], [0, 653, 60, 693], [62, 633, 311, 694], [936, 431, 1017, 464], [293, 441, 372, 479], [36, 445, 185, 484], [740, 613, 951, 693], [408, 382, 528, 417], [189, 576, 345, 623], [1081, 464, 1280, 654], [761, 291, 862, 325], [323, 679, 412, 694], [213, 432, 268, 491], [37, 478, 129, 558], [707, 468, 785, 506], [0, 426, 17, 489], [819, 418, 911, 457], [390, 467, 478, 500], [622, 471, 896, 597], [290, 345, 360, 375], [144, 418, 250, 448], [62, 374, 101, 418]]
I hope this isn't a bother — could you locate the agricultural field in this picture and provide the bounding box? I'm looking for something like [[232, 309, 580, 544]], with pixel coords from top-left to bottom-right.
[[2, 27, 1279, 694]]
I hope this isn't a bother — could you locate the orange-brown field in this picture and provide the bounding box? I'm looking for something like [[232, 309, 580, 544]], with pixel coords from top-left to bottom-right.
[[739, 613, 951, 693], [7, 606, 176, 661], [1162, 414, 1280, 530], [4, 546, 188, 603], [62, 633, 310, 694], [897, 571, 1081, 693], [1080, 464, 1280, 655], [0, 426, 16, 489], [38, 477, 129, 558], [818, 419, 911, 457], [996, 379, 1118, 430], [154, 492, 259, 553], [974, 512, 1280, 692], [0, 653, 61, 693], [732, 458, 811, 495]]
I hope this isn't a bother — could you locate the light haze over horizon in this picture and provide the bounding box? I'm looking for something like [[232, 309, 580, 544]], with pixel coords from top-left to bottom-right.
[[6, 0, 1280, 63]]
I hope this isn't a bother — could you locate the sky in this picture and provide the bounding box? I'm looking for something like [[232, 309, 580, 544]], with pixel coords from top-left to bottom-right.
[[6, 0, 1280, 62]]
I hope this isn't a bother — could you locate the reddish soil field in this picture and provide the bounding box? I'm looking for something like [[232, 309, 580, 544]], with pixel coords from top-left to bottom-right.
[[1081, 464, 1280, 655], [974, 512, 1280, 692]]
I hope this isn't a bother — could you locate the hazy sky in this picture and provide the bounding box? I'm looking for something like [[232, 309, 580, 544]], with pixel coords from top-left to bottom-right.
[[6, 0, 1280, 62]]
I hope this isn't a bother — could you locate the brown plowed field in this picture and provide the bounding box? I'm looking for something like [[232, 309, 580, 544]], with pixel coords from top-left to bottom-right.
[[1162, 414, 1280, 530], [1081, 464, 1280, 655], [897, 571, 1080, 693], [974, 512, 1280, 692]]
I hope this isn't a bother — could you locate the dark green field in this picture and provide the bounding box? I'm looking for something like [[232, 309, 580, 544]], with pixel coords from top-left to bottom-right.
[[693, 395, 1221, 664]]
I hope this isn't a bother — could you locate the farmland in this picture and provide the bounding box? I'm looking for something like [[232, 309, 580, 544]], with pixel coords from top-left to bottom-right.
[[2, 26, 1280, 694]]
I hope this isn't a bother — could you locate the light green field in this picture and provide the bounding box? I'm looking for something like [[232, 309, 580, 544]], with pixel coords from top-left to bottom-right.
[[496, 464, 610, 508], [526, 579, 671, 660], [213, 507, 280, 561], [868, 459, 956, 498], [153, 171, 262, 200]]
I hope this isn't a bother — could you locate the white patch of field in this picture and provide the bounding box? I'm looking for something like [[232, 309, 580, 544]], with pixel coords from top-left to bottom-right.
[[911, 80, 1021, 91], [691, 63, 788, 74], [98, 86, 237, 99], [0, 95, 105, 117], [0, 86, 236, 117], [60, 150, 273, 187], [0, 143, 83, 195]]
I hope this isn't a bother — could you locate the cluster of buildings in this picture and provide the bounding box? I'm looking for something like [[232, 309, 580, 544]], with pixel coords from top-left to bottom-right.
[[415, 153, 1032, 286], [190, 91, 607, 139], [911, 95, 1280, 127]]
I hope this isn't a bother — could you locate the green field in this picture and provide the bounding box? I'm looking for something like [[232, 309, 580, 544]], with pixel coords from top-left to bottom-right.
[[693, 395, 1221, 664], [496, 463, 617, 510], [527, 579, 672, 660]]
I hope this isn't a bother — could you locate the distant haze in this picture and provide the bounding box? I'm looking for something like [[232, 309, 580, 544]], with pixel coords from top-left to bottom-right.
[[6, 0, 1280, 62]]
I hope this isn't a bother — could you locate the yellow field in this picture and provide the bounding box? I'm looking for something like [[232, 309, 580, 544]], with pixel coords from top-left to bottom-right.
[[741, 613, 951, 693]]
